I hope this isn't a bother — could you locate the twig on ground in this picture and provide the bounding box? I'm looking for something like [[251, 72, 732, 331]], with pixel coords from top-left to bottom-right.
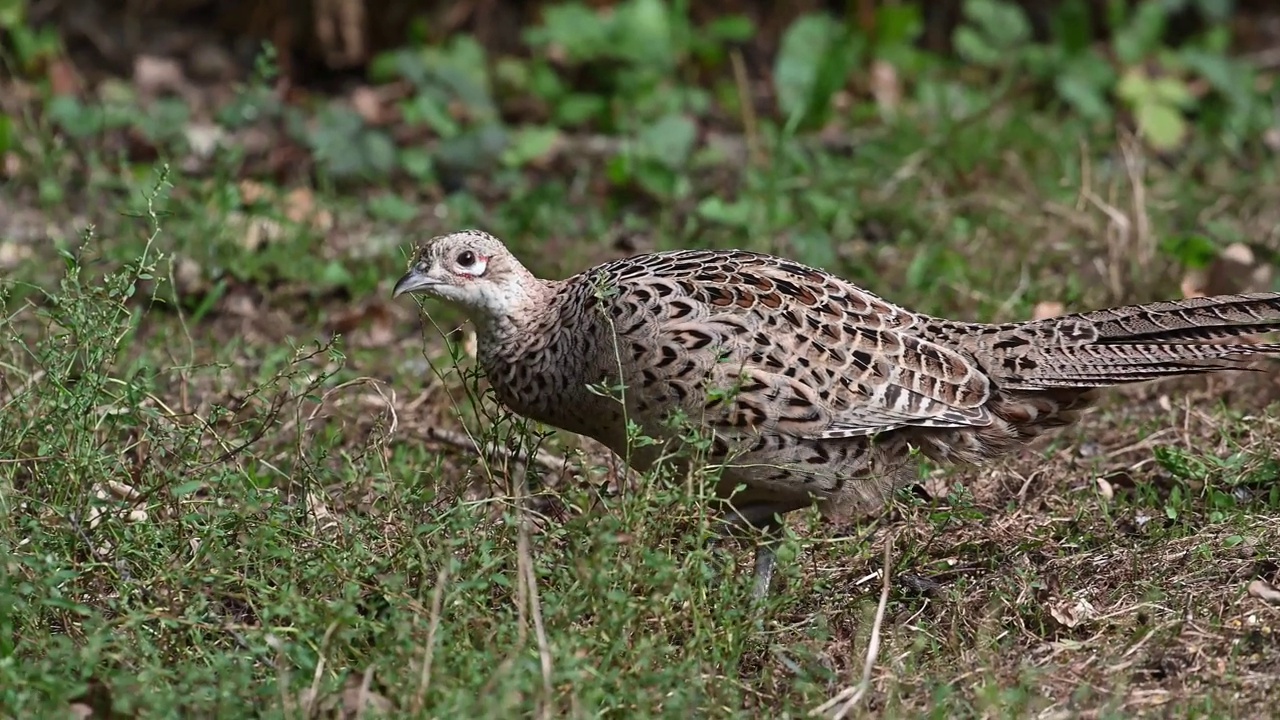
[[420, 425, 573, 477], [730, 48, 764, 167], [518, 495, 556, 720], [811, 531, 895, 719], [411, 564, 451, 715], [353, 665, 376, 720]]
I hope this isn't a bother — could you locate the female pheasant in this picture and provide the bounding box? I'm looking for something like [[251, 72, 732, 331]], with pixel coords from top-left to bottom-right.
[[394, 229, 1280, 598]]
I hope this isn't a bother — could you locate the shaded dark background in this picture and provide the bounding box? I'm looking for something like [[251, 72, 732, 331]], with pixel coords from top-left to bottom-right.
[[29, 0, 1280, 87]]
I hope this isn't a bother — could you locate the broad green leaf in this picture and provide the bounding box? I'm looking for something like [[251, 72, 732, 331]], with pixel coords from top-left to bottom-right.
[[1182, 50, 1247, 103], [502, 126, 562, 168], [1055, 55, 1116, 119], [0, 0, 25, 27], [630, 161, 683, 199], [874, 4, 924, 48], [1150, 77, 1193, 107], [360, 129, 399, 177], [1135, 101, 1187, 150], [1195, 0, 1233, 22], [555, 94, 607, 127], [953, 26, 1002, 67], [696, 197, 752, 227], [1113, 0, 1168, 65], [320, 260, 354, 286], [399, 148, 435, 181], [433, 124, 509, 173], [635, 114, 696, 169], [1115, 67, 1151, 103], [775, 13, 842, 124], [616, 0, 676, 68], [1050, 0, 1094, 54], [1159, 234, 1218, 269], [962, 0, 1031, 47], [403, 93, 459, 136], [707, 15, 754, 42], [47, 96, 103, 138], [170, 480, 204, 497], [791, 231, 837, 271], [368, 193, 418, 222], [525, 3, 613, 60]]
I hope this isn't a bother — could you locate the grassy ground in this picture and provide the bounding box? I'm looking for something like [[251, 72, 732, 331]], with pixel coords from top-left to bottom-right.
[[4, 20, 1280, 720]]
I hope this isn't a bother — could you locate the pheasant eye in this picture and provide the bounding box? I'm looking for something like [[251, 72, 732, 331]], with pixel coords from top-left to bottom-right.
[[457, 250, 476, 267]]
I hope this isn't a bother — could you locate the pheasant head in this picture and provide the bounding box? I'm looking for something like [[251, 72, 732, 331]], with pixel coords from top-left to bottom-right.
[[392, 229, 546, 329]]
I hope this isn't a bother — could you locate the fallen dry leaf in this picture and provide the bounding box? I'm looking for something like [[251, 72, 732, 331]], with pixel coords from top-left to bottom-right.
[[184, 122, 227, 161], [327, 302, 395, 347], [868, 59, 901, 115], [1095, 475, 1114, 501], [1248, 579, 1280, 605], [350, 85, 386, 124], [0, 241, 33, 268], [1264, 127, 1280, 153], [227, 211, 285, 252], [297, 670, 395, 719], [47, 57, 83, 97], [1033, 301, 1066, 320], [171, 254, 209, 297], [1049, 597, 1096, 628], [1222, 241, 1259, 267], [87, 482, 148, 530], [283, 187, 335, 231], [133, 54, 187, 99], [462, 326, 478, 359], [233, 183, 333, 232], [223, 287, 260, 317], [307, 490, 338, 534], [238, 179, 272, 206], [105, 480, 141, 502], [283, 186, 316, 224]]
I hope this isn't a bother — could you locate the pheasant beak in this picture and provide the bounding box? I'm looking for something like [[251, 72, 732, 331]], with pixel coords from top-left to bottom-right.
[[392, 265, 440, 298]]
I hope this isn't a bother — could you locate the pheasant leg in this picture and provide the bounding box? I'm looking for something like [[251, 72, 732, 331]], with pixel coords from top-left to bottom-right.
[[750, 534, 780, 602], [712, 504, 794, 602]]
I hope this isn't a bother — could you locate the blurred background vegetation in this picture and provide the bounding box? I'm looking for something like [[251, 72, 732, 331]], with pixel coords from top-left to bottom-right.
[[4, 0, 1279, 305]]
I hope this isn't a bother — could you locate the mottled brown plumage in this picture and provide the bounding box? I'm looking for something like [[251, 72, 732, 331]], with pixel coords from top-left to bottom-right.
[[394, 230, 1280, 597]]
